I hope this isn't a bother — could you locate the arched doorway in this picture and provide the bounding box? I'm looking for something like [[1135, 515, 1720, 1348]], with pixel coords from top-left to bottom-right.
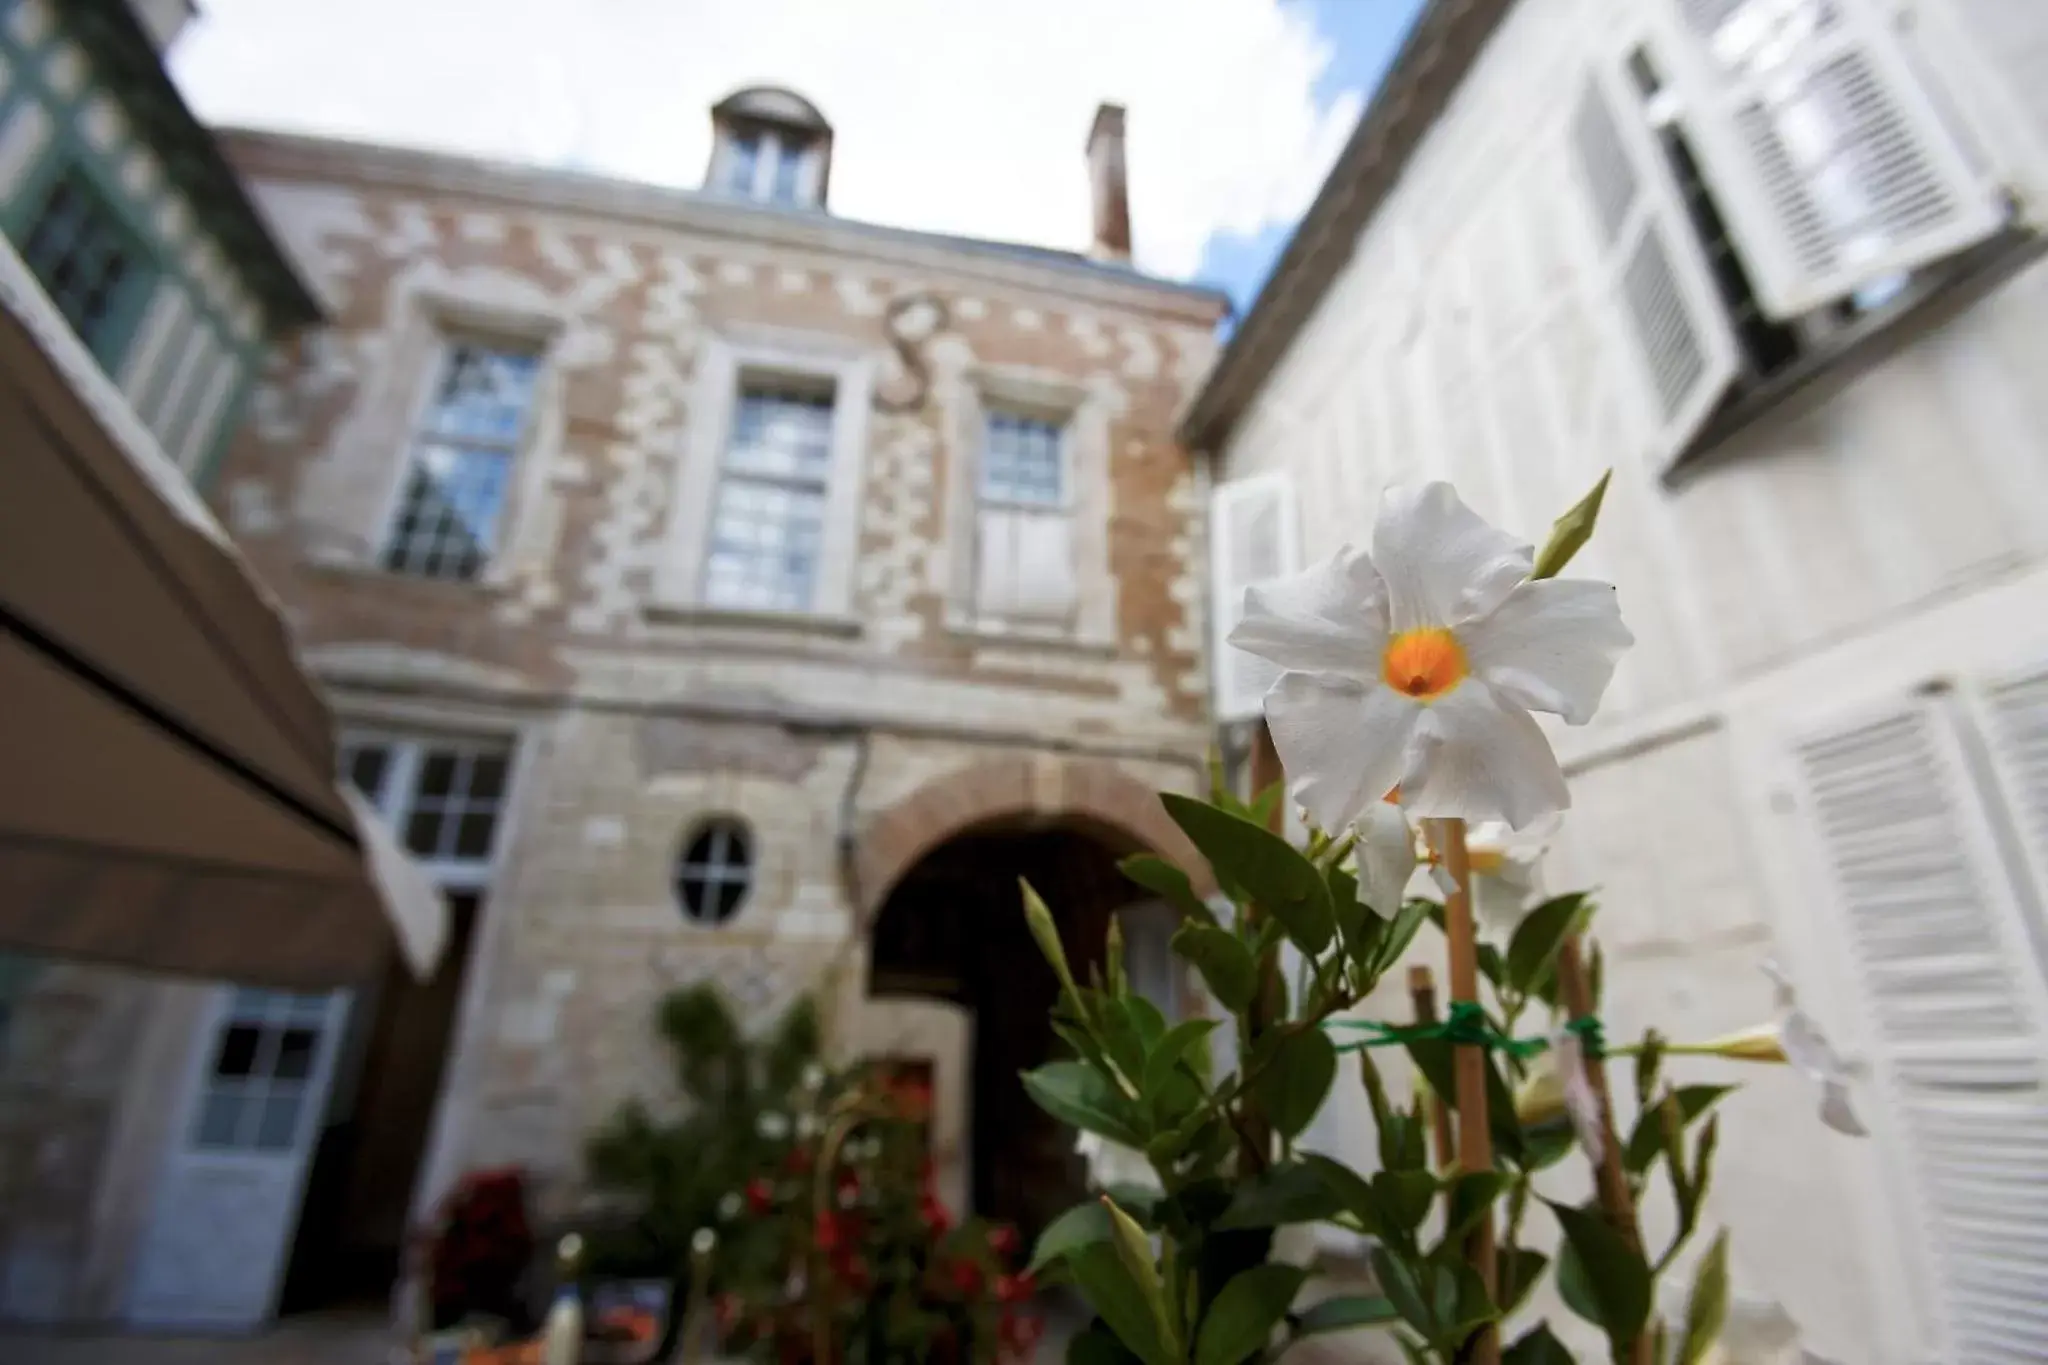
[[855, 757, 1213, 1235]]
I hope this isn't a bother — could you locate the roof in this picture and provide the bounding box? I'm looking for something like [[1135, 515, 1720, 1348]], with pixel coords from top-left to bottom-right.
[[712, 85, 833, 134], [61, 0, 325, 331], [220, 127, 1234, 321], [1177, 0, 1514, 452]]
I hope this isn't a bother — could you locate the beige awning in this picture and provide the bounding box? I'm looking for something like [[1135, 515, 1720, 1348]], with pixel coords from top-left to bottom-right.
[[0, 243, 445, 989]]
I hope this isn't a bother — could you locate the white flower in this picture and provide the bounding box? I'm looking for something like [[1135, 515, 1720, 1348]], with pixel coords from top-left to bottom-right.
[[717, 1192, 742, 1220], [1355, 797, 1419, 917], [691, 1227, 717, 1255], [1074, 1130, 1161, 1193], [756, 1111, 790, 1141], [1464, 817, 1556, 932], [1761, 959, 1867, 1138], [1229, 482, 1632, 832]]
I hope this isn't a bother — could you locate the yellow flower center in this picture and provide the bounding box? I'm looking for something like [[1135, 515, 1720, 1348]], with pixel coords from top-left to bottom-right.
[[1381, 628, 1469, 701], [1467, 849, 1505, 876]]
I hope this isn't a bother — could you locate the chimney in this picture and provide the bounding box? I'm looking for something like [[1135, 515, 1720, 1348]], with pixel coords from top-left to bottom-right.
[[128, 0, 199, 54], [1085, 103, 1132, 264]]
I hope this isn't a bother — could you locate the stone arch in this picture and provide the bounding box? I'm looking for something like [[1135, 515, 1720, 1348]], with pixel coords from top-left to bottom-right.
[[853, 754, 1215, 919]]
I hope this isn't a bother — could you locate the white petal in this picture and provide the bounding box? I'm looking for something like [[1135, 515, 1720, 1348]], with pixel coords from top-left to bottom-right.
[[1463, 579, 1634, 726], [1553, 1029, 1606, 1164], [1228, 545, 1389, 680], [1373, 482, 1534, 632], [1355, 802, 1419, 917], [1429, 862, 1459, 898], [1818, 1081, 1868, 1137], [1266, 672, 1419, 834], [1474, 873, 1531, 932], [1780, 1009, 1851, 1084], [1399, 682, 1570, 830]]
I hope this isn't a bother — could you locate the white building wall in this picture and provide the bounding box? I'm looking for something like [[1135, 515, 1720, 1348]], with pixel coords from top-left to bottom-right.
[[1215, 0, 2048, 1360]]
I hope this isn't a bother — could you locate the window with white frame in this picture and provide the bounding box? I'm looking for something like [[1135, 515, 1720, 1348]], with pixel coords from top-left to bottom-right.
[[715, 126, 820, 207], [703, 380, 837, 612], [339, 735, 514, 881], [1571, 0, 2008, 468], [973, 407, 1077, 626], [381, 341, 542, 582]]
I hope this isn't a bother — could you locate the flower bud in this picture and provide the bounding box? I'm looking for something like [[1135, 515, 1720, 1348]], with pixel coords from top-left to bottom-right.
[[1696, 1023, 1788, 1063], [1513, 1058, 1568, 1129]]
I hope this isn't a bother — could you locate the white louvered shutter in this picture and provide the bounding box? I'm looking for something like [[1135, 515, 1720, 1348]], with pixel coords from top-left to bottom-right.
[[1652, 0, 2005, 320], [1209, 473, 1300, 723], [1569, 64, 1738, 469], [1793, 697, 2048, 1364]]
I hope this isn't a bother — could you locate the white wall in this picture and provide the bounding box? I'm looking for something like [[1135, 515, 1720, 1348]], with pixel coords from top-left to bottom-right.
[[1215, 0, 2048, 1360]]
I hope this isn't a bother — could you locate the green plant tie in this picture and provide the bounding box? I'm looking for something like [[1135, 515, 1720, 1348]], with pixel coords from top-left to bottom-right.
[[1327, 1006, 1604, 1062]]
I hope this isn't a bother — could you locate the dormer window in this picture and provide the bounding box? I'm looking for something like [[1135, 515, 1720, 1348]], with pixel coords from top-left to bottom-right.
[[707, 87, 834, 210]]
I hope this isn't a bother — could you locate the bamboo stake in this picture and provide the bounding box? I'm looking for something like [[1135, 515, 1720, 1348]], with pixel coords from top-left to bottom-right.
[[1435, 817, 1499, 1365], [1555, 936, 1652, 1365], [1406, 965, 1457, 1172]]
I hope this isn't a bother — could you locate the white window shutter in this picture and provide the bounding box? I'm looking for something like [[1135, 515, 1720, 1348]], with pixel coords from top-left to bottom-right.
[[1793, 697, 2048, 1363], [1653, 0, 2005, 319], [1569, 65, 1738, 469], [1209, 473, 1300, 723]]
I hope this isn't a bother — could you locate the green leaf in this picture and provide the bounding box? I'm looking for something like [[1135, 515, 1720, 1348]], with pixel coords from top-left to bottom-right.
[[1406, 1039, 1523, 1163], [1161, 793, 1335, 954], [1070, 1243, 1177, 1365], [1505, 893, 1590, 998], [1634, 1029, 1667, 1110], [1093, 995, 1149, 1090], [1624, 1085, 1734, 1174], [1250, 1026, 1338, 1140], [1678, 1230, 1731, 1365], [1300, 1153, 1382, 1236], [1548, 1200, 1652, 1349], [1123, 993, 1168, 1050], [1371, 1170, 1439, 1235], [1516, 1125, 1576, 1172], [1293, 1294, 1400, 1337], [1022, 1061, 1146, 1146], [1394, 1334, 1433, 1365], [1532, 468, 1612, 580], [1369, 1246, 1436, 1339], [1171, 922, 1257, 1012], [1249, 780, 1286, 834], [1216, 1161, 1346, 1229], [1326, 865, 1368, 946], [1032, 1201, 1115, 1273], [1370, 899, 1435, 975], [1103, 1196, 1177, 1355], [1142, 1018, 1220, 1103], [1195, 1263, 1308, 1365], [1119, 855, 1217, 926], [1443, 1171, 1511, 1245], [1502, 1323, 1575, 1365], [1496, 1248, 1549, 1320], [1431, 1261, 1499, 1351]]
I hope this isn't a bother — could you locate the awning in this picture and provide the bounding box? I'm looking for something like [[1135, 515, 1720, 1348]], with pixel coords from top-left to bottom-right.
[[0, 240, 445, 989]]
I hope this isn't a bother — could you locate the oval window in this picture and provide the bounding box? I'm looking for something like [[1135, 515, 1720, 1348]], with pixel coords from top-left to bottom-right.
[[674, 818, 754, 925]]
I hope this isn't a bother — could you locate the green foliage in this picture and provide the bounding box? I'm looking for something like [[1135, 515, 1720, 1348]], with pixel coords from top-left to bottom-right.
[[1678, 1231, 1731, 1365], [581, 984, 818, 1280], [1011, 758, 1739, 1365]]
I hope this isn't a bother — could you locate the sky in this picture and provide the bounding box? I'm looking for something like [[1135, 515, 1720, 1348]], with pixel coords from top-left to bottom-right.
[[170, 0, 1426, 315]]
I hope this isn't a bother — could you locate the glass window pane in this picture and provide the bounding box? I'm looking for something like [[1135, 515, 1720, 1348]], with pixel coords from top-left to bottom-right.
[[405, 806, 447, 857], [255, 1090, 304, 1151], [981, 411, 1065, 506], [213, 1025, 262, 1079], [274, 1028, 319, 1082], [344, 746, 390, 801], [286, 992, 330, 1025], [418, 752, 460, 799], [771, 146, 803, 203], [454, 811, 497, 860], [467, 753, 509, 804], [195, 1089, 246, 1148], [23, 165, 147, 365], [725, 388, 834, 480], [726, 132, 761, 193]]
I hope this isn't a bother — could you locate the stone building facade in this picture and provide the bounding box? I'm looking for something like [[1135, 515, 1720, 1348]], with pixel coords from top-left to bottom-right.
[[1, 87, 1226, 1331]]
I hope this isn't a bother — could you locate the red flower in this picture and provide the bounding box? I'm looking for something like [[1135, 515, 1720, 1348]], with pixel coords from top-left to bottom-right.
[[784, 1146, 814, 1175], [996, 1271, 1034, 1303], [815, 1210, 844, 1252], [920, 1192, 953, 1235], [836, 1167, 861, 1203], [988, 1224, 1021, 1258], [837, 1254, 871, 1293], [745, 1178, 773, 1215], [949, 1259, 983, 1296], [713, 1293, 742, 1333]]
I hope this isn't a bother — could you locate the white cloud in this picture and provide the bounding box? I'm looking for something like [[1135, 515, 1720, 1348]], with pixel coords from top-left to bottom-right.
[[170, 0, 1359, 280]]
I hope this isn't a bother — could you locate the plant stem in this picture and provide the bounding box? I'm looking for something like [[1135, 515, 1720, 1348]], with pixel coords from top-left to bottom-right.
[[1434, 817, 1499, 1365], [1555, 936, 1652, 1365], [1406, 965, 1457, 1173], [1241, 722, 1287, 1174]]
